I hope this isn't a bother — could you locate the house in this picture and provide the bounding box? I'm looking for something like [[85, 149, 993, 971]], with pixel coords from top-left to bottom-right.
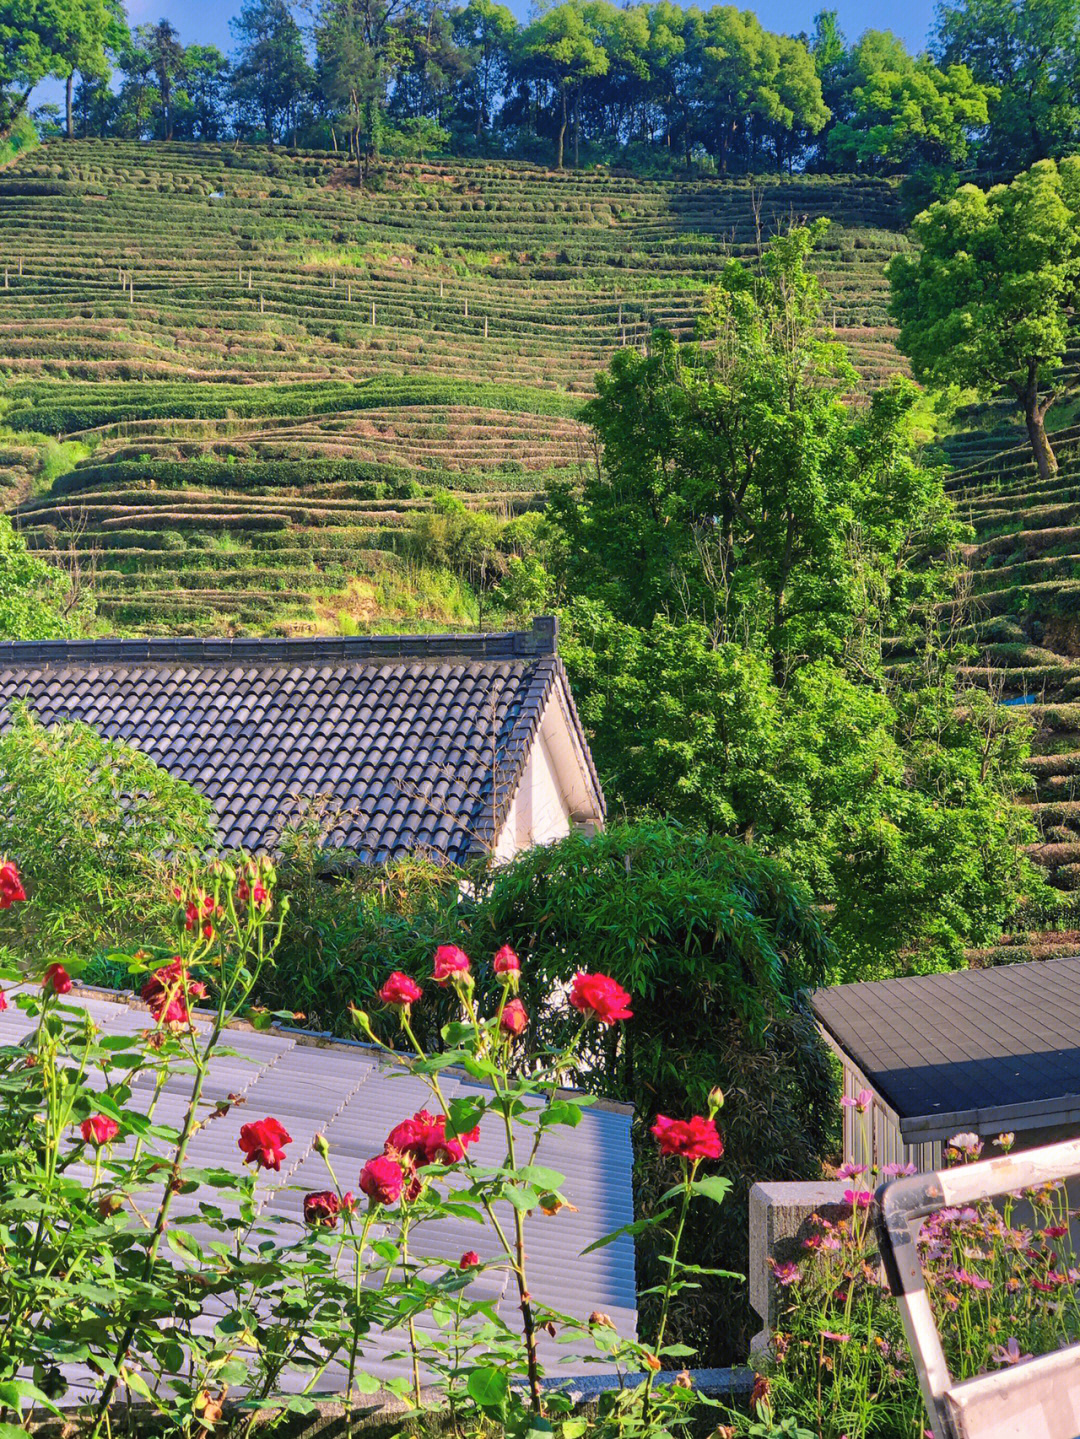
[[811, 957, 1080, 1171], [0, 616, 604, 864], [1, 983, 636, 1393]]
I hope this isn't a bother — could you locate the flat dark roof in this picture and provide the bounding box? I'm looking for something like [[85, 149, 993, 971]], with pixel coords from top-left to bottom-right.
[[811, 957, 1080, 1136]]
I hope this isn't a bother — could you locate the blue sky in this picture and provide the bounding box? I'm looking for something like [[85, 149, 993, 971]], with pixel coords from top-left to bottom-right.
[[85, 0, 939, 58]]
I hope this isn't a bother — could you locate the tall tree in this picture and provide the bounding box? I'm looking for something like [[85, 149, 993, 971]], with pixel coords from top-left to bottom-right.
[[518, 4, 608, 169], [548, 223, 1040, 975], [313, 0, 403, 173], [0, 0, 67, 138], [451, 0, 515, 145], [139, 19, 184, 140], [935, 0, 1080, 168], [231, 0, 311, 144], [889, 157, 1080, 478], [178, 43, 229, 138], [52, 0, 127, 139]]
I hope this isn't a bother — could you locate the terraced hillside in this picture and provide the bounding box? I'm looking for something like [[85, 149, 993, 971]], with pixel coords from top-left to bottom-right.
[[0, 139, 907, 633], [930, 407, 1080, 933]]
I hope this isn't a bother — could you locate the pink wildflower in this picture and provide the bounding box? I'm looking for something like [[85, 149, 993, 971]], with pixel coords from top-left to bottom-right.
[[840, 1089, 873, 1114]]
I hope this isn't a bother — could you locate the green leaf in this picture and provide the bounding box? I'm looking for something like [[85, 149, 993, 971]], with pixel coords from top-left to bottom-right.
[[503, 1185, 541, 1212], [516, 1164, 565, 1190], [466, 1366, 509, 1411], [583, 1212, 673, 1253], [689, 1175, 732, 1206], [539, 1100, 583, 1129]]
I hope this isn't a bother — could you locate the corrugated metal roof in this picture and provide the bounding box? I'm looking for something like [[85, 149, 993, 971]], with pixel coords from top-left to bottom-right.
[[2, 986, 635, 1392], [0, 618, 604, 863], [811, 956, 1080, 1130]]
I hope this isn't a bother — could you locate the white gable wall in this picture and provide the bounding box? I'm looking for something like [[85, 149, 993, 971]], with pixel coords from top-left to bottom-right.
[[493, 688, 602, 862]]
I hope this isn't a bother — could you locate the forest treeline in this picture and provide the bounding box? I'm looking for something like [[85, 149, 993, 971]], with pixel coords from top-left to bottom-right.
[[3, 0, 1080, 183]]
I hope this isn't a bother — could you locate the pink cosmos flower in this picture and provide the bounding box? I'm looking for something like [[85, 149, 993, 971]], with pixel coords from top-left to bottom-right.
[[836, 1163, 867, 1180], [821, 1332, 851, 1343], [768, 1259, 801, 1286], [950, 1268, 992, 1290], [991, 1338, 1031, 1366], [840, 1089, 873, 1113], [844, 1189, 872, 1210], [881, 1162, 918, 1178]]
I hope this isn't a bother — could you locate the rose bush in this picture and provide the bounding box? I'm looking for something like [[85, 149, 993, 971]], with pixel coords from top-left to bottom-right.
[[0, 856, 735, 1439]]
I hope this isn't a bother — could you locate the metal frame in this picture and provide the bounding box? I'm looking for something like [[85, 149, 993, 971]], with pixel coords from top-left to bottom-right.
[[874, 1136, 1080, 1439]]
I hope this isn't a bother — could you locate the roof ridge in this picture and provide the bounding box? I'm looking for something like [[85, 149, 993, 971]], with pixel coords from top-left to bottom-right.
[[0, 616, 559, 669]]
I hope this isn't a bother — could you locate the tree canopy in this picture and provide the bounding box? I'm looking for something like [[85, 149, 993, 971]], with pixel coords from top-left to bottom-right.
[[548, 223, 1043, 975], [889, 157, 1080, 478]]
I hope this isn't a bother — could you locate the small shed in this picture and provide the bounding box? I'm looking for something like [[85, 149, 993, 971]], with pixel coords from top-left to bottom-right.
[[810, 956, 1080, 1171]]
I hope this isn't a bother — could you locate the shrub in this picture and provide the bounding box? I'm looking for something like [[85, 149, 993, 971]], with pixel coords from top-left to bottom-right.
[[0, 704, 215, 963], [470, 821, 838, 1364]]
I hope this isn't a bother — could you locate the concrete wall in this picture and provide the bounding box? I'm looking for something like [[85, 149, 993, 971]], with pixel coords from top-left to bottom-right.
[[748, 1180, 849, 1348]]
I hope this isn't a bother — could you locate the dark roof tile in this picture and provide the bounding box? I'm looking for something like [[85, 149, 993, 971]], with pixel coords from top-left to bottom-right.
[[0, 621, 600, 863]]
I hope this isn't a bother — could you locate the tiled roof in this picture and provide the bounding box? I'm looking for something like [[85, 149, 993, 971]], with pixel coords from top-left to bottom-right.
[[0, 985, 636, 1394], [811, 956, 1080, 1130], [0, 618, 603, 862]]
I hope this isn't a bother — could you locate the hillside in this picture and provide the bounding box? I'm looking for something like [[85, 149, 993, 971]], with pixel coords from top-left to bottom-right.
[[0, 140, 907, 634]]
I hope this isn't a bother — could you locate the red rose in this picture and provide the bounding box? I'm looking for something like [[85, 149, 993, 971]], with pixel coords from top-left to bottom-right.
[[385, 1109, 479, 1166], [650, 1114, 723, 1161], [460, 1250, 481, 1269], [43, 963, 72, 996], [379, 971, 423, 1007], [303, 1190, 342, 1227], [493, 945, 520, 975], [81, 1114, 119, 1147], [359, 1154, 406, 1205], [0, 859, 26, 909], [0, 989, 7, 1012], [252, 882, 269, 907], [140, 958, 206, 1026], [238, 1117, 293, 1171], [237, 879, 250, 904], [433, 944, 471, 984], [184, 901, 198, 931], [500, 998, 528, 1037], [202, 920, 214, 942], [569, 972, 632, 1026]]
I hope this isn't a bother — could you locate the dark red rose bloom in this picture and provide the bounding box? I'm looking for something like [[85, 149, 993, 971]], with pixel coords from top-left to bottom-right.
[[201, 920, 214, 942], [238, 1117, 293, 1171], [569, 972, 632, 1026], [433, 944, 471, 984], [237, 879, 251, 903], [385, 1108, 479, 1166], [0, 989, 7, 1012], [140, 958, 207, 1026], [359, 1154, 406, 1205], [460, 1250, 481, 1269], [303, 1190, 342, 1227], [0, 860, 26, 909], [43, 963, 72, 996], [379, 971, 423, 1007], [492, 945, 520, 975], [184, 901, 198, 931], [650, 1114, 723, 1161], [500, 998, 528, 1037], [252, 882, 269, 907], [81, 1114, 119, 1147]]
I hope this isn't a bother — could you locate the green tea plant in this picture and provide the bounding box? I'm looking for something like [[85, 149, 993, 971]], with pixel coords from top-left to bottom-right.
[[0, 856, 735, 1439]]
